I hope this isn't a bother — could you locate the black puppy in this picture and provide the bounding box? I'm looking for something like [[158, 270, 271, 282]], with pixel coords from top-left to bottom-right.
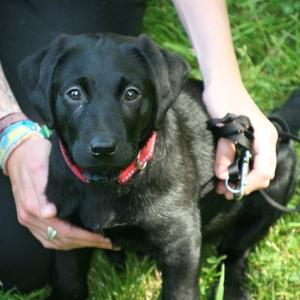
[[19, 33, 299, 300]]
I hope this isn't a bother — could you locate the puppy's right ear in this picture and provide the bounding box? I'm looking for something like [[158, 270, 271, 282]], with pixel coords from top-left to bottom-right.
[[136, 35, 189, 129], [18, 35, 69, 128]]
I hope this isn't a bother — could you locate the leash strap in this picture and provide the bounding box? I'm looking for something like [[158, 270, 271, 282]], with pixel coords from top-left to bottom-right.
[[269, 115, 300, 143], [207, 113, 300, 213], [207, 113, 254, 150]]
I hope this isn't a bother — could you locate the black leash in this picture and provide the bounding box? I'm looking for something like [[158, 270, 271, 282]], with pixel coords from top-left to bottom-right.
[[207, 113, 300, 213]]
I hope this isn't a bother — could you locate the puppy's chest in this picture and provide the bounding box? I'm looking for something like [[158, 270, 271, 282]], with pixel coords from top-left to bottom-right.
[[79, 188, 144, 234]]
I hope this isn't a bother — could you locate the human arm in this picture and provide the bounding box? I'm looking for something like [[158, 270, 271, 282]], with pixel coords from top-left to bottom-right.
[[0, 64, 22, 118], [0, 62, 113, 250], [172, 0, 278, 198]]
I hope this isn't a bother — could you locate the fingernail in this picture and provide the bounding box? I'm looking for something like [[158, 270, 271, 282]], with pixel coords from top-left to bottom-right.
[[104, 238, 112, 244], [113, 245, 122, 251], [98, 238, 113, 246]]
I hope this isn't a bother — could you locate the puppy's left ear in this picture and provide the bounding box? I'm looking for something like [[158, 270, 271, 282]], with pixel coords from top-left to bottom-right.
[[137, 35, 189, 128]]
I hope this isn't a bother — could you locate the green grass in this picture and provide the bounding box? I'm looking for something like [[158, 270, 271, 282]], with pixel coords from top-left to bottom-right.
[[1, 0, 300, 299]]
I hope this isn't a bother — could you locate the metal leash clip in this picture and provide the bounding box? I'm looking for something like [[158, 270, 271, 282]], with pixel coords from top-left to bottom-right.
[[225, 149, 252, 200], [207, 113, 254, 200]]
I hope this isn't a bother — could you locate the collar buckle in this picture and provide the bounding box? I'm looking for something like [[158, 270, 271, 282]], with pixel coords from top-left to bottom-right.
[[136, 151, 148, 170]]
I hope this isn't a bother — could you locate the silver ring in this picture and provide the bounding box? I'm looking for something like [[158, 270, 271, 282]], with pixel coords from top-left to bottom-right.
[[47, 226, 57, 241]]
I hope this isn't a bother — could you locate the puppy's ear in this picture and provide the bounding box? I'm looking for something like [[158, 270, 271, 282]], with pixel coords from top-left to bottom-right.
[[18, 34, 69, 128], [137, 34, 189, 128]]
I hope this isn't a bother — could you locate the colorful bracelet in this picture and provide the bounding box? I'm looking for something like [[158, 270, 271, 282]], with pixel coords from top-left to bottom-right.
[[0, 119, 52, 174]]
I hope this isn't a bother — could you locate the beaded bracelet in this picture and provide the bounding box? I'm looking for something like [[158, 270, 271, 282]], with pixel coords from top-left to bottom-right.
[[0, 119, 52, 175]]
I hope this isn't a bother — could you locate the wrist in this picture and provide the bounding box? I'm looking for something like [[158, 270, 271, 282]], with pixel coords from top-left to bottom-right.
[[0, 91, 22, 119], [203, 76, 245, 97], [203, 78, 250, 104], [197, 56, 243, 90], [202, 81, 263, 120], [0, 109, 22, 119], [0, 118, 52, 175]]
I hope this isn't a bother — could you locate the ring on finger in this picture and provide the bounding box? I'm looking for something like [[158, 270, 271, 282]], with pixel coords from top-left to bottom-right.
[[47, 226, 58, 241]]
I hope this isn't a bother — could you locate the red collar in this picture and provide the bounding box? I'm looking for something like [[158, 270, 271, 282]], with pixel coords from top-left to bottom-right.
[[59, 131, 157, 185]]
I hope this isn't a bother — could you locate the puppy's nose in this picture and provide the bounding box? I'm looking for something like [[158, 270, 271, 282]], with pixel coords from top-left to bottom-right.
[[89, 138, 117, 156]]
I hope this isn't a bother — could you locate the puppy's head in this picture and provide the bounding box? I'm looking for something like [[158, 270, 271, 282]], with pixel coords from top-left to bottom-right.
[[19, 33, 188, 176]]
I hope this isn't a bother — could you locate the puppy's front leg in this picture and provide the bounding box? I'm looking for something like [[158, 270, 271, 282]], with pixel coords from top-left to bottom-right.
[[50, 248, 93, 300], [157, 219, 201, 300]]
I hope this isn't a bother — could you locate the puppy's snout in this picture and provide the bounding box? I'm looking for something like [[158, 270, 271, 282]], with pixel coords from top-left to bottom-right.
[[89, 137, 117, 156]]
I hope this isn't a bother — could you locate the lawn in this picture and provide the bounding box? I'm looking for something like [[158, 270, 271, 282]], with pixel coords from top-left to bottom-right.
[[1, 0, 300, 299]]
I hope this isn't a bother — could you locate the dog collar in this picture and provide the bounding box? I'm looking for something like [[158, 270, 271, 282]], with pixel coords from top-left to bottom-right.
[[59, 131, 157, 185], [59, 140, 90, 183], [118, 131, 157, 184]]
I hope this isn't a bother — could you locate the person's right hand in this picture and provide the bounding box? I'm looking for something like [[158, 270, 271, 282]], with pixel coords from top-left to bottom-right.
[[203, 83, 278, 199], [6, 135, 114, 250]]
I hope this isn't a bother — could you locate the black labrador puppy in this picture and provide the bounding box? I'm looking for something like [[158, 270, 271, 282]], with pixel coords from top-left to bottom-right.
[[18, 33, 299, 300]]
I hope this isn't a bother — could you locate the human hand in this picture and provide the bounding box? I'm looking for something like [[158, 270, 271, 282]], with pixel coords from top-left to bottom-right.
[[6, 135, 114, 250], [203, 82, 278, 199]]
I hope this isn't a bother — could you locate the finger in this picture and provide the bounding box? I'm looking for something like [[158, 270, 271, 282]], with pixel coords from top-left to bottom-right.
[[64, 230, 114, 250], [17, 210, 114, 250], [30, 229, 60, 249], [26, 221, 92, 251], [47, 218, 113, 250], [19, 215, 61, 249], [245, 152, 276, 195], [26, 216, 113, 250], [243, 120, 277, 195], [215, 181, 234, 200], [60, 234, 114, 250], [214, 138, 236, 180], [224, 190, 234, 200], [216, 181, 226, 194]]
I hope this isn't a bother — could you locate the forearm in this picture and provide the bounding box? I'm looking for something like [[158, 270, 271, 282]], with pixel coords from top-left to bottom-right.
[[172, 0, 242, 88], [0, 62, 22, 118]]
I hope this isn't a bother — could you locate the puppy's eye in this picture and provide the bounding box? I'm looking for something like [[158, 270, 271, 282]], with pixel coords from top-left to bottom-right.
[[67, 88, 82, 101], [122, 87, 141, 102]]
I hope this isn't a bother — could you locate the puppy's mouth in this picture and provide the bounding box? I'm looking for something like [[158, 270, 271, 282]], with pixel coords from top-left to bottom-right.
[[77, 152, 138, 183], [59, 131, 157, 185], [82, 168, 121, 183]]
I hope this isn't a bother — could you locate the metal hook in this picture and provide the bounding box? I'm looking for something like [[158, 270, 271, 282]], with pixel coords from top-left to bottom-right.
[[225, 150, 252, 200]]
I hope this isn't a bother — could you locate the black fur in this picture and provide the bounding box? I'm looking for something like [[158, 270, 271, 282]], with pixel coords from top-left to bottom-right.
[[19, 33, 299, 300]]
